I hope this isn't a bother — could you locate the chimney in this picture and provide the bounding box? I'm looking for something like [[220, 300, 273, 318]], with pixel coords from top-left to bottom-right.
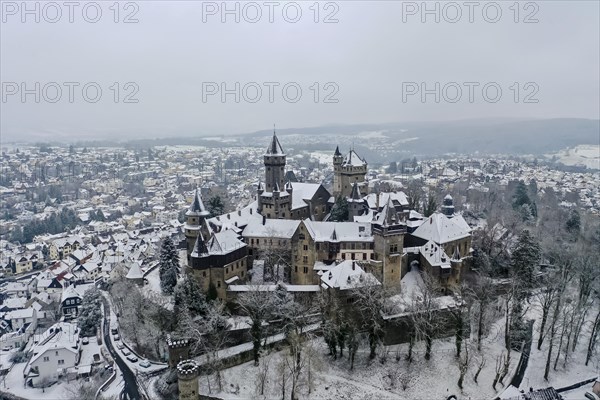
[[352, 262, 355, 270], [250, 208, 253, 215], [262, 215, 266, 225], [238, 210, 241, 216]]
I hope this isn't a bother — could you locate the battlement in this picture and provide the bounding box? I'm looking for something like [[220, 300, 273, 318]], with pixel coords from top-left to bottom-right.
[[167, 335, 190, 349], [177, 359, 199, 378]]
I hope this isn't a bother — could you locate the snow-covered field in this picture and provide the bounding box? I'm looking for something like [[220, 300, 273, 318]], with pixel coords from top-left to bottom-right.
[[548, 145, 600, 170]]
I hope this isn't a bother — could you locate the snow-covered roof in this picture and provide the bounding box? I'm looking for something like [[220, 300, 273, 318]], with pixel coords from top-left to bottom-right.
[[290, 182, 323, 211], [412, 212, 471, 244], [202, 229, 246, 256], [242, 219, 300, 239], [365, 191, 409, 209], [342, 150, 367, 167], [320, 260, 380, 290], [304, 220, 372, 242], [29, 322, 79, 365], [208, 200, 260, 231], [126, 262, 144, 280]]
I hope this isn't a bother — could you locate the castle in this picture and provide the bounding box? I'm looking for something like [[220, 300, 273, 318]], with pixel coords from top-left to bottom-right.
[[183, 132, 472, 300]]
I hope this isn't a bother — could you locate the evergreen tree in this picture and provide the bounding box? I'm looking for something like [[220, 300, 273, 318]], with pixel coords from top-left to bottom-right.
[[41, 245, 50, 261], [511, 229, 541, 289], [330, 196, 349, 222], [565, 209, 581, 235], [159, 237, 179, 295], [512, 181, 531, 210], [207, 281, 219, 301], [207, 196, 225, 217], [174, 274, 207, 316], [78, 288, 103, 336]]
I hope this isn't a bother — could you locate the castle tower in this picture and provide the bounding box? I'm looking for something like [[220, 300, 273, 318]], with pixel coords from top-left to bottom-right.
[[333, 146, 343, 197], [264, 130, 286, 193], [347, 182, 365, 221], [167, 335, 191, 368], [177, 359, 199, 400], [185, 189, 210, 264], [441, 194, 455, 217], [333, 148, 367, 199], [259, 129, 292, 219], [371, 197, 406, 287]]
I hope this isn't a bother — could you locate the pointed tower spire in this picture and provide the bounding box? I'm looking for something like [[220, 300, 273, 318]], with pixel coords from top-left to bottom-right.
[[266, 127, 284, 155], [334, 145, 341, 156], [187, 188, 210, 217], [191, 231, 209, 258]]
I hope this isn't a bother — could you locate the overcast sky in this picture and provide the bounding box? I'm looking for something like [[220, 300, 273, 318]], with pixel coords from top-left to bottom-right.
[[1, 0, 599, 142]]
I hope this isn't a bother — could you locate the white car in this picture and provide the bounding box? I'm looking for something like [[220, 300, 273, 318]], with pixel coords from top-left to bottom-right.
[[121, 348, 131, 356], [139, 360, 151, 368], [116, 343, 125, 350], [126, 355, 138, 363]]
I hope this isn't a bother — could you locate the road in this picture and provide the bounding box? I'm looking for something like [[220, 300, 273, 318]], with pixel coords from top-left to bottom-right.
[[101, 296, 142, 400]]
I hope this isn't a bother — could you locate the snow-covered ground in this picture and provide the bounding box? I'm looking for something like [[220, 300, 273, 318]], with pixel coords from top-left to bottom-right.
[[199, 319, 519, 400], [519, 298, 600, 392]]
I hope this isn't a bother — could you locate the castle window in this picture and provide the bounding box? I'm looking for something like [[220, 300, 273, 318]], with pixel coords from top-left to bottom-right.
[[303, 245, 308, 251], [303, 267, 308, 274], [295, 266, 298, 272], [351, 253, 355, 260], [341, 253, 346, 260], [363, 253, 367, 260], [242, 271, 245, 277], [256, 239, 260, 244], [217, 281, 221, 288], [303, 256, 308, 263], [316, 243, 320, 250], [225, 267, 228, 274]]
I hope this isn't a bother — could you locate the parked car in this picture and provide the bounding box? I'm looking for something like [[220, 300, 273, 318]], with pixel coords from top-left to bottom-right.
[[139, 360, 151, 368], [585, 392, 600, 400], [116, 343, 124, 350], [121, 349, 131, 356], [126, 355, 138, 363], [82, 337, 89, 345], [113, 335, 120, 341], [111, 327, 118, 335]]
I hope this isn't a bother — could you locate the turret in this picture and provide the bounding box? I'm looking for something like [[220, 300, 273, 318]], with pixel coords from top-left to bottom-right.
[[177, 359, 199, 400], [442, 194, 455, 217], [185, 189, 210, 264]]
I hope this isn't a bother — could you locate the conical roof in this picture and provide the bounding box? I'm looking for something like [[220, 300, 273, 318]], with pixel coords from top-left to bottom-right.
[[266, 131, 285, 155], [186, 189, 210, 217], [191, 232, 209, 258]]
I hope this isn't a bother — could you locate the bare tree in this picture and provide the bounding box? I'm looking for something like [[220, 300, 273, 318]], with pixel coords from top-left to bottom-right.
[[473, 354, 486, 383], [179, 301, 230, 393], [457, 344, 470, 390], [237, 285, 276, 366], [255, 350, 272, 397]]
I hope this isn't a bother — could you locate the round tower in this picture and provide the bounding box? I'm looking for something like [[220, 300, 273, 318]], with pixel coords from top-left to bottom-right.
[[177, 359, 199, 400]]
